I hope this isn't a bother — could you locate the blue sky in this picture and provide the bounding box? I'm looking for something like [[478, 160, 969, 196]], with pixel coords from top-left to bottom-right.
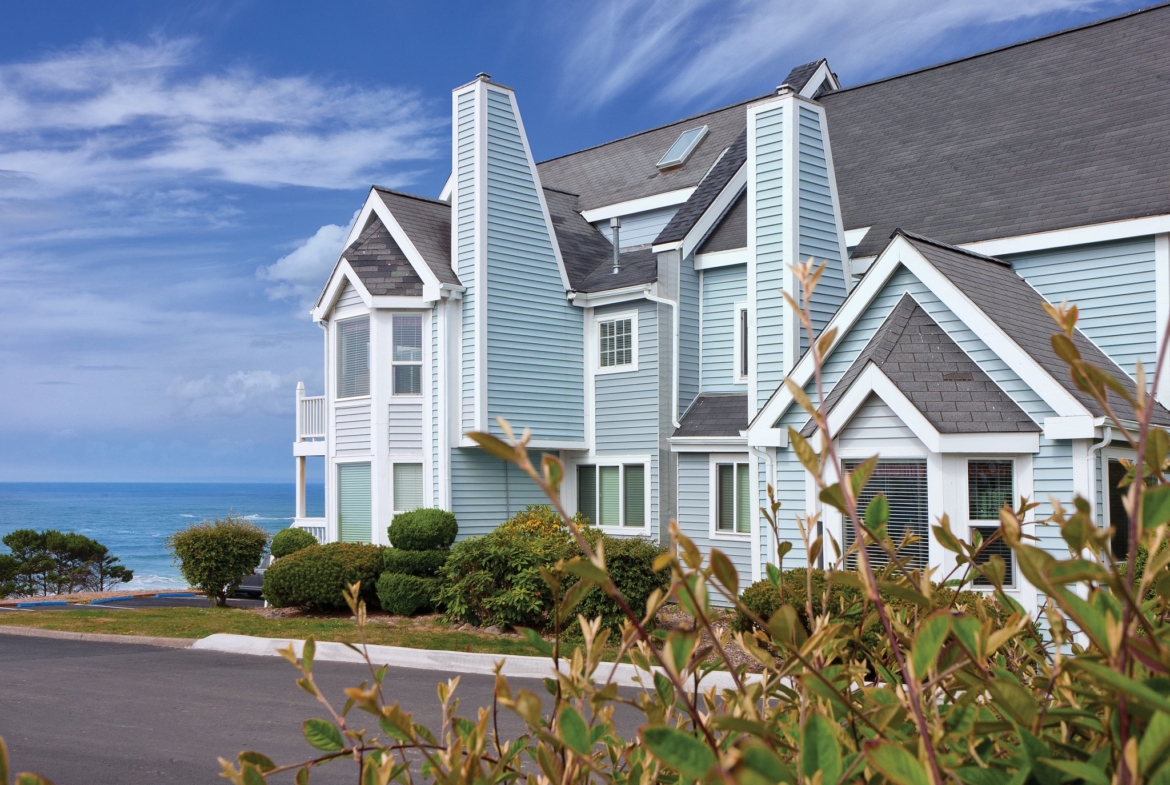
[[0, 0, 1146, 483]]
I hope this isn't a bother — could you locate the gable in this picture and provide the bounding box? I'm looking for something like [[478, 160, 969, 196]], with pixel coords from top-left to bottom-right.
[[838, 394, 924, 454], [343, 218, 424, 297]]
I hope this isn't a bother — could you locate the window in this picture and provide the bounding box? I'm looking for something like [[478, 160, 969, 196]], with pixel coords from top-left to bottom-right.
[[393, 463, 424, 514], [598, 317, 634, 370], [337, 317, 370, 398], [656, 126, 708, 169], [735, 304, 748, 381], [842, 460, 928, 571], [338, 462, 372, 543], [716, 463, 751, 534], [577, 463, 645, 527], [392, 314, 423, 395], [967, 460, 1014, 588]]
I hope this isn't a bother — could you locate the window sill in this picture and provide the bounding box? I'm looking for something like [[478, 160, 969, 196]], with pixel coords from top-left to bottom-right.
[[595, 365, 639, 376], [336, 395, 372, 403], [711, 530, 752, 540], [594, 525, 652, 536]]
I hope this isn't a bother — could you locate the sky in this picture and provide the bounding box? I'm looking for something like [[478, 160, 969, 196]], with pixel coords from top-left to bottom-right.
[[0, 0, 1149, 483]]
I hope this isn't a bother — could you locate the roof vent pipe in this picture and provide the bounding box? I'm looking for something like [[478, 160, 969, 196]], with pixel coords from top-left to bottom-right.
[[610, 217, 621, 274]]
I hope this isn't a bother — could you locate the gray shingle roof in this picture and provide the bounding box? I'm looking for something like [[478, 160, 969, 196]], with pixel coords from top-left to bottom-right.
[[542, 187, 658, 292], [799, 294, 1039, 437], [674, 394, 748, 438], [373, 188, 460, 286], [900, 231, 1170, 426], [780, 60, 826, 92], [655, 130, 746, 245], [342, 219, 424, 297], [696, 191, 746, 254]]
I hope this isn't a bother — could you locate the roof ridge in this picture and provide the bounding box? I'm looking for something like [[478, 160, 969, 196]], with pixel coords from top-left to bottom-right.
[[894, 229, 1010, 266], [822, 1, 1170, 98], [372, 186, 451, 207]]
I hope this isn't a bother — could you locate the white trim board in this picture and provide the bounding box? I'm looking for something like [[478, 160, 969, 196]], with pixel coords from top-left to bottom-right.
[[695, 247, 749, 270], [960, 213, 1170, 257], [581, 188, 696, 224], [314, 259, 372, 322]]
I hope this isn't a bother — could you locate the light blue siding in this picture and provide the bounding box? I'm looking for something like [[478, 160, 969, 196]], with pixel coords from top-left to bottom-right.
[[450, 447, 551, 538], [1033, 439, 1074, 557], [701, 263, 747, 393], [1007, 238, 1156, 380], [754, 105, 786, 412], [596, 206, 679, 248], [797, 106, 847, 352], [677, 453, 751, 604], [483, 89, 585, 442], [679, 252, 700, 413], [431, 304, 440, 507], [457, 91, 476, 433]]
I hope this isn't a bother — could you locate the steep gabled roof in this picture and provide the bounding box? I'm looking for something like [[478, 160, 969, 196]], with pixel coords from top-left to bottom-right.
[[542, 187, 658, 292], [799, 294, 1038, 437], [674, 394, 749, 438], [373, 187, 460, 286], [781, 60, 829, 93], [696, 191, 746, 254], [343, 219, 424, 297], [655, 130, 747, 246]]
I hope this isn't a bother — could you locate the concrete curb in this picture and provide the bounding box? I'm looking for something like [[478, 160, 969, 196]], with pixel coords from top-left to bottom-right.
[[0, 625, 194, 649], [190, 633, 757, 690]]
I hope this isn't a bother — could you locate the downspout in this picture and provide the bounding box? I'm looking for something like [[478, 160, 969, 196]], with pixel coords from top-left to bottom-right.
[[749, 444, 775, 581], [643, 289, 680, 429], [1087, 425, 1113, 526]]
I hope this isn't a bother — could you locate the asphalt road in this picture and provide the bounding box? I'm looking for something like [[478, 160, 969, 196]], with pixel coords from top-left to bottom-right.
[[0, 634, 633, 785]]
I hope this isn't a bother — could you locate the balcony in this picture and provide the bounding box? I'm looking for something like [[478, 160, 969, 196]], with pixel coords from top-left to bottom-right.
[[294, 382, 326, 457], [292, 518, 328, 543]]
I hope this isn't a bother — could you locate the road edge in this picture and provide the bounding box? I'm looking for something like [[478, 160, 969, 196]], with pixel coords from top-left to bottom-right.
[[0, 624, 194, 649]]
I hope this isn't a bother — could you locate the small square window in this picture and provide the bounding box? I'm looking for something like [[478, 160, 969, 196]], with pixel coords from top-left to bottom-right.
[[392, 463, 423, 514], [599, 318, 633, 369]]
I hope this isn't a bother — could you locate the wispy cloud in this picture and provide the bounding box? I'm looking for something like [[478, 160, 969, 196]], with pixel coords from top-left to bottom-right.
[[259, 211, 359, 309], [167, 369, 288, 417], [559, 0, 1124, 107]]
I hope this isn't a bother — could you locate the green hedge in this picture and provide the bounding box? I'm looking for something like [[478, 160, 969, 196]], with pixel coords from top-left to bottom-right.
[[262, 543, 383, 610], [388, 509, 458, 551], [382, 548, 449, 577], [166, 514, 269, 607], [376, 572, 440, 616], [270, 528, 318, 559]]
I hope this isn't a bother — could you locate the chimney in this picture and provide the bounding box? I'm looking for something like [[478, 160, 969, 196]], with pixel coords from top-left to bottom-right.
[[610, 217, 621, 274]]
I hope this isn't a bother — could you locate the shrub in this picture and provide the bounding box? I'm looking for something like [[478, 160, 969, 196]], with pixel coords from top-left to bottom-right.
[[262, 542, 382, 610], [570, 534, 668, 633], [377, 572, 440, 616], [382, 548, 450, 577], [270, 527, 318, 559], [165, 514, 267, 607], [387, 508, 458, 551]]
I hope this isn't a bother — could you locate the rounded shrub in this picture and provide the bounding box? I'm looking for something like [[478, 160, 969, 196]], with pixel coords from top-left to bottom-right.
[[166, 514, 269, 607], [270, 527, 318, 559], [262, 542, 383, 611], [388, 509, 458, 551], [383, 548, 450, 577], [570, 534, 669, 633], [377, 572, 440, 616]]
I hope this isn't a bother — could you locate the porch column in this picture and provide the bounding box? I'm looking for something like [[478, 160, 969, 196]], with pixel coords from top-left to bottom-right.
[[295, 456, 307, 519]]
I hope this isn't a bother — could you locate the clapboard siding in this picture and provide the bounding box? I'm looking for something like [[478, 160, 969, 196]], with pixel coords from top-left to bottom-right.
[[388, 399, 424, 454], [837, 395, 924, 451], [335, 401, 372, 455], [333, 281, 367, 320], [677, 453, 752, 604], [431, 304, 440, 506], [457, 89, 477, 433], [754, 104, 786, 412], [483, 88, 585, 442], [1034, 439, 1074, 557], [679, 251, 700, 414], [450, 447, 551, 538], [596, 206, 680, 248], [701, 264, 747, 393], [1007, 237, 1156, 380], [797, 106, 847, 351], [595, 301, 658, 453]]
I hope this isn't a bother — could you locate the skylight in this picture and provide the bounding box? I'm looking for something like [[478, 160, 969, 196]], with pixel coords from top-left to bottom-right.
[[656, 125, 708, 170]]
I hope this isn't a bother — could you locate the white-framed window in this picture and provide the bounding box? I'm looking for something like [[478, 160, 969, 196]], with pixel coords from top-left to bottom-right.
[[392, 314, 423, 396], [966, 459, 1015, 588], [596, 311, 637, 373], [337, 316, 370, 399], [733, 303, 748, 383], [714, 461, 751, 534], [842, 459, 930, 571], [576, 462, 647, 528], [392, 462, 424, 515]]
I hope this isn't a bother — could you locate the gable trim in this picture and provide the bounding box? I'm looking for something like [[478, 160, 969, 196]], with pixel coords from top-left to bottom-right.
[[337, 189, 448, 302], [959, 213, 1170, 258], [675, 165, 746, 259], [314, 259, 372, 321]]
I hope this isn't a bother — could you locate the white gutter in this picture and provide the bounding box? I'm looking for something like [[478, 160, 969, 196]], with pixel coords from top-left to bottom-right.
[[643, 289, 680, 430]]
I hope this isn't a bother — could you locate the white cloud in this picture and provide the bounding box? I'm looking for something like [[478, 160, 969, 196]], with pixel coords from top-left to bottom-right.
[[258, 212, 359, 308], [167, 369, 287, 417], [559, 0, 1124, 107]]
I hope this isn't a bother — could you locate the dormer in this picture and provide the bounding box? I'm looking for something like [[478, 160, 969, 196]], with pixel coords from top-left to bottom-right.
[[779, 59, 840, 99]]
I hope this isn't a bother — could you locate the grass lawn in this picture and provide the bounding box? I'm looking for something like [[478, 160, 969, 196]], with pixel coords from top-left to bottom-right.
[[0, 605, 549, 657]]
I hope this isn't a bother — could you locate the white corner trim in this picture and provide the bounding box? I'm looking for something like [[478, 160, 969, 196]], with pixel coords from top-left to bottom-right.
[[1156, 233, 1170, 407], [961, 214, 1170, 257], [313, 259, 372, 321], [581, 188, 697, 224], [679, 165, 746, 259], [843, 227, 871, 248], [781, 95, 799, 378], [695, 247, 749, 270], [568, 283, 655, 309], [808, 98, 853, 292]]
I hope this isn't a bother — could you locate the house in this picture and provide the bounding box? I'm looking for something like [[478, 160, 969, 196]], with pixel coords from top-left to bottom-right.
[[291, 4, 1170, 609]]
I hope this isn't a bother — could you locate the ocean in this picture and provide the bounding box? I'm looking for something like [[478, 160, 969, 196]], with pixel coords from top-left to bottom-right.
[[0, 483, 325, 591]]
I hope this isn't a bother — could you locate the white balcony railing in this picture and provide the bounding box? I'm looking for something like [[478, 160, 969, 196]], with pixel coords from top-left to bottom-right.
[[293, 518, 327, 543], [296, 382, 325, 440]]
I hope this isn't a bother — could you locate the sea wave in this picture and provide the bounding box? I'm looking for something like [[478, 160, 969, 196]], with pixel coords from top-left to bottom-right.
[[123, 573, 190, 591]]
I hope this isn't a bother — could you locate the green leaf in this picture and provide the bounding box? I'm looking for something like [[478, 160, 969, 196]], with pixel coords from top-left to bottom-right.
[[15, 776, 54, 785], [955, 766, 1013, 785], [850, 456, 878, 497], [1146, 485, 1170, 530], [517, 627, 553, 656], [788, 428, 820, 476], [910, 612, 951, 679], [241, 764, 266, 785], [739, 743, 796, 784], [865, 741, 930, 785], [295, 767, 311, 785], [563, 558, 608, 586], [1069, 660, 1170, 715], [819, 483, 846, 513], [238, 752, 276, 773], [466, 431, 517, 462], [1141, 711, 1170, 773], [302, 637, 315, 673], [303, 718, 345, 752], [710, 549, 738, 596], [986, 675, 1037, 728], [653, 672, 675, 706], [641, 726, 717, 780], [559, 579, 593, 624], [0, 735, 8, 785], [800, 713, 841, 785], [557, 706, 592, 757], [766, 563, 782, 589], [864, 494, 889, 533], [541, 453, 564, 492], [1038, 759, 1108, 785]]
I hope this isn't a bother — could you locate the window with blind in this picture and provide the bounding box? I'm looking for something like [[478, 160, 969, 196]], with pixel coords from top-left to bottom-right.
[[598, 318, 634, 369], [337, 317, 370, 398], [842, 460, 928, 571], [737, 306, 748, 381], [338, 462, 372, 543], [968, 460, 1014, 588], [393, 463, 424, 514], [715, 463, 751, 534], [392, 314, 423, 395], [577, 463, 645, 527]]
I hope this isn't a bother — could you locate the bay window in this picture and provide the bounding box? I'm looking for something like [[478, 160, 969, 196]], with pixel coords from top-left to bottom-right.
[[337, 317, 370, 398]]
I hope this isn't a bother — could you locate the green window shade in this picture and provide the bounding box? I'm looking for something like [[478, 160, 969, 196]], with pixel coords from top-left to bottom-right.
[[578, 466, 597, 525], [717, 464, 735, 531], [338, 462, 372, 543], [599, 466, 620, 527], [624, 465, 645, 527], [735, 463, 750, 533], [393, 463, 423, 513], [338, 317, 370, 398]]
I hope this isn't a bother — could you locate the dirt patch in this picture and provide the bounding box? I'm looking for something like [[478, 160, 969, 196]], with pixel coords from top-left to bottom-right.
[[654, 605, 769, 673]]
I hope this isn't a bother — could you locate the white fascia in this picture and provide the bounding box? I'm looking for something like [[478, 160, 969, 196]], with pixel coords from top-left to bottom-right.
[[312, 258, 372, 322], [672, 165, 746, 259], [568, 282, 658, 309], [746, 234, 1090, 446], [581, 188, 697, 225], [457, 435, 588, 450], [670, 436, 748, 453], [960, 213, 1170, 257], [695, 247, 749, 270], [797, 61, 840, 98], [806, 363, 1041, 454], [844, 227, 871, 248], [438, 173, 453, 202]]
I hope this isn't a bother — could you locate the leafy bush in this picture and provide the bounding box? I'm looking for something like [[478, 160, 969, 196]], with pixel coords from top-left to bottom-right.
[[569, 533, 668, 633], [270, 527, 318, 559], [1, 529, 134, 598], [376, 572, 439, 616], [262, 542, 382, 610], [166, 515, 267, 607], [382, 548, 449, 577], [387, 508, 458, 551]]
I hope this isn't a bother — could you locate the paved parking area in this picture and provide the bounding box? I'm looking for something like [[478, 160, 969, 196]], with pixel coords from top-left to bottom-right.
[[0, 595, 265, 612]]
